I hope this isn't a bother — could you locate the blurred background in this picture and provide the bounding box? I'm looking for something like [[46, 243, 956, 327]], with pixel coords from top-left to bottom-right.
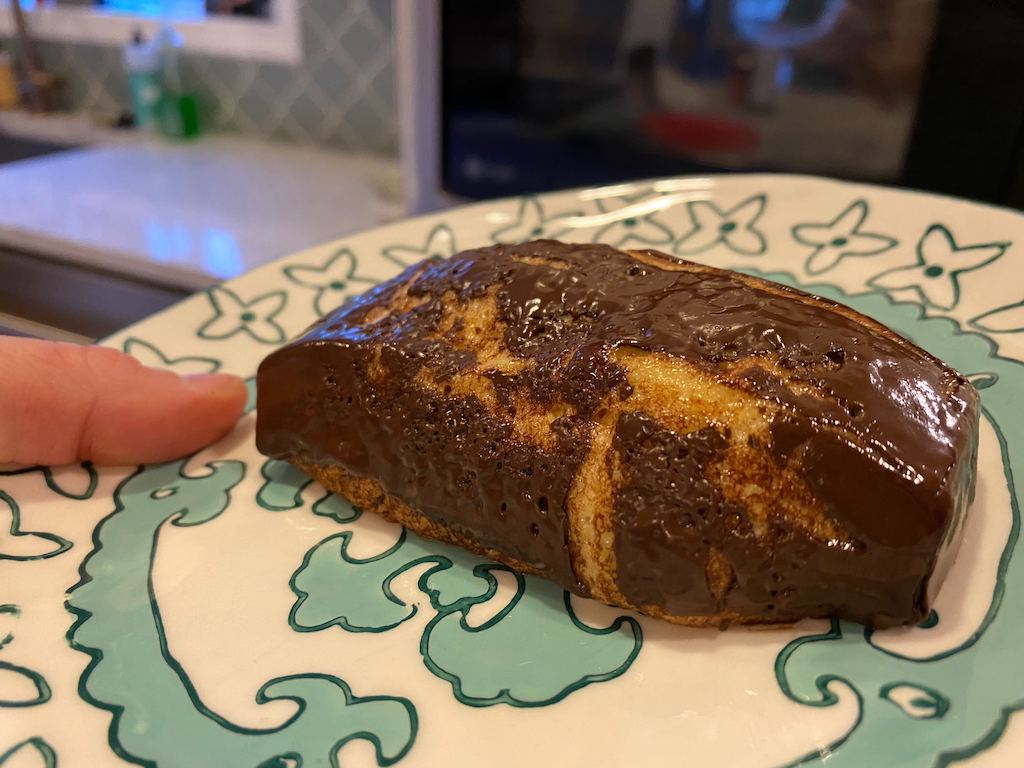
[[0, 0, 1022, 341]]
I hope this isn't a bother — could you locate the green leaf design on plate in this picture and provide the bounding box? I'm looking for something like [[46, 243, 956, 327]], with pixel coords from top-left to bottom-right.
[[0, 605, 52, 709], [880, 683, 950, 720], [491, 196, 582, 243], [0, 660, 51, 709], [674, 194, 767, 256], [0, 604, 13, 652], [791, 200, 897, 274], [869, 224, 1009, 310], [383, 224, 457, 268], [283, 248, 377, 316], [756, 274, 1024, 767], [972, 299, 1024, 334], [0, 462, 97, 501], [311, 493, 362, 524], [197, 286, 288, 344], [122, 337, 221, 375], [290, 526, 642, 707], [0, 736, 56, 767], [67, 459, 417, 767], [0, 491, 71, 562]]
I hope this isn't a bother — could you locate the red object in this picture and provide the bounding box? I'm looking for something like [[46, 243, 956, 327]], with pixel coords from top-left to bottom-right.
[[641, 112, 760, 154]]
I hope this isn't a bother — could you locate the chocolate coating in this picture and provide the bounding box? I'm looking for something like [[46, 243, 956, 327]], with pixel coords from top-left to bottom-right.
[[257, 240, 979, 627]]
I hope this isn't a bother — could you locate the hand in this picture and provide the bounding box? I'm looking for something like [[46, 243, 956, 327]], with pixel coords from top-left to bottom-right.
[[0, 337, 248, 466]]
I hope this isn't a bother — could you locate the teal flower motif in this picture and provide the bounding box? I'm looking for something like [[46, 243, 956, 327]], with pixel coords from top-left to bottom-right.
[[283, 248, 376, 316], [0, 491, 71, 562], [589, 193, 673, 248], [122, 337, 221, 375], [197, 286, 287, 344], [972, 299, 1024, 334], [491, 197, 581, 243], [869, 224, 1009, 310], [383, 224, 456, 268], [674, 194, 767, 256], [791, 200, 897, 274]]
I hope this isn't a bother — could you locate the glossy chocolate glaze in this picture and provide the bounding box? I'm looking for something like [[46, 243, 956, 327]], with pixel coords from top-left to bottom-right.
[[257, 240, 980, 627]]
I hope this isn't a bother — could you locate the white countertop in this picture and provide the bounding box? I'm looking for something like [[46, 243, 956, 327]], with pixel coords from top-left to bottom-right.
[[0, 119, 403, 291]]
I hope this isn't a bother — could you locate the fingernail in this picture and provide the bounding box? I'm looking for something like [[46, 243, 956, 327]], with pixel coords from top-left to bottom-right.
[[184, 372, 246, 397]]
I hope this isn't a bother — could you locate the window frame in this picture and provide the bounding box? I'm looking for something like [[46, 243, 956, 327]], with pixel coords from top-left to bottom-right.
[[0, 0, 301, 64]]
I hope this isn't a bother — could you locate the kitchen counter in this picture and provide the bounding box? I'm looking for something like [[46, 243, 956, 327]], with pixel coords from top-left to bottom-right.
[[0, 131, 402, 292], [0, 114, 403, 339]]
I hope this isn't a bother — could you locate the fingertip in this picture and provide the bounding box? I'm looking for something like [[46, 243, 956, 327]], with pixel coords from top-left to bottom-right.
[[184, 372, 249, 412], [0, 338, 251, 466], [178, 372, 249, 445], [90, 370, 249, 465]]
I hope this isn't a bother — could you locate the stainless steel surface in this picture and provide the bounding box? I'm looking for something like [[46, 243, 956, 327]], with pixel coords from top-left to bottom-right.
[[0, 246, 190, 342], [0, 311, 90, 342], [0, 131, 76, 165]]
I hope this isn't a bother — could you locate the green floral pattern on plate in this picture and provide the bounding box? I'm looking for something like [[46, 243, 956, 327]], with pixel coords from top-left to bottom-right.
[[869, 224, 1009, 310], [383, 224, 457, 268], [0, 736, 56, 767], [0, 492, 71, 562], [283, 248, 376, 316], [290, 528, 642, 707], [491, 197, 581, 243], [122, 337, 221, 375], [973, 300, 1024, 334], [257, 458, 314, 512], [66, 459, 418, 767], [197, 286, 288, 344], [0, 462, 97, 502], [4, 177, 1024, 767], [791, 200, 897, 275], [588, 192, 674, 248], [674, 194, 767, 256]]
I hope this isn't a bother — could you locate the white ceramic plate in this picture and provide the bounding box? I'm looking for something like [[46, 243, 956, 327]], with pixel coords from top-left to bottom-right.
[[3, 175, 1023, 767]]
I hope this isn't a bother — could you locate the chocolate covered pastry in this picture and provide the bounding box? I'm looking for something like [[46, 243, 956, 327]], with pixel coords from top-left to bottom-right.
[[257, 241, 979, 628]]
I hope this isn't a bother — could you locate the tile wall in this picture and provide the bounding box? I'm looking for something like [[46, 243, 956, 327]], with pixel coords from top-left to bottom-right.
[[5, 0, 398, 155]]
